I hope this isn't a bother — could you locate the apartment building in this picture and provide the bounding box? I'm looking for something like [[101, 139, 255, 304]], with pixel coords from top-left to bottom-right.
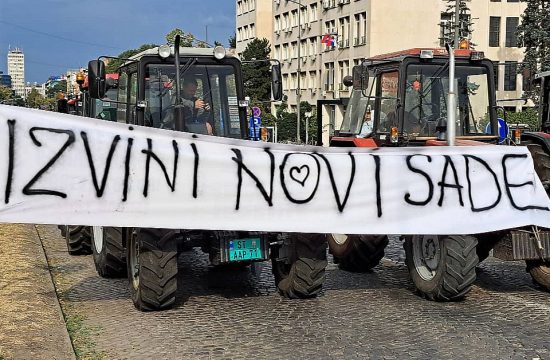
[[236, 0, 274, 55], [238, 0, 526, 144], [7, 47, 25, 98]]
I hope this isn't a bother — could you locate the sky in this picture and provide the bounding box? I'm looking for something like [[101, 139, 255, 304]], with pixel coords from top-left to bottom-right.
[[0, 0, 236, 83]]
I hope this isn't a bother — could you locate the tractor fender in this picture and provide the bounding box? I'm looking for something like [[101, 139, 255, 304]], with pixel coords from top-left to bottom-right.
[[522, 132, 550, 155]]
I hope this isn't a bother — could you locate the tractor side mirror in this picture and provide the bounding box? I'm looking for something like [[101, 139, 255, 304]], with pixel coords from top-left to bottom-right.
[[352, 64, 369, 90], [271, 63, 283, 101], [88, 60, 106, 99]]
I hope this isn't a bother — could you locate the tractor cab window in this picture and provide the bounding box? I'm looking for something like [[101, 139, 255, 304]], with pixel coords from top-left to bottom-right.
[[377, 71, 399, 133], [144, 63, 242, 138], [339, 71, 375, 135], [404, 63, 490, 137]]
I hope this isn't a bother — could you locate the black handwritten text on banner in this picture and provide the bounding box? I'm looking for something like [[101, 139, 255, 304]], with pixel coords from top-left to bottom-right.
[[1, 105, 549, 234]]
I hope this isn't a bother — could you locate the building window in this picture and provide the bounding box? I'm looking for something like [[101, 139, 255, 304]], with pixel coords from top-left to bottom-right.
[[325, 62, 335, 91], [338, 60, 350, 90], [489, 16, 501, 47], [291, 41, 298, 58], [504, 62, 517, 91], [352, 12, 367, 45], [505, 17, 519, 47], [310, 3, 318, 21], [291, 10, 298, 27]]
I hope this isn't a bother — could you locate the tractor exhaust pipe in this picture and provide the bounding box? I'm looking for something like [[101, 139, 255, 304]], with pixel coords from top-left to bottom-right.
[[173, 35, 186, 132], [446, 43, 456, 146]]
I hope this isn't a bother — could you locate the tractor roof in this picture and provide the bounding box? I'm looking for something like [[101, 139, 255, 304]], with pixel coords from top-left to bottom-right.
[[129, 46, 238, 61], [367, 48, 477, 62]]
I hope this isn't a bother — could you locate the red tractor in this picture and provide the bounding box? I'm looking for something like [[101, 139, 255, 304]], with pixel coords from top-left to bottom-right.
[[324, 48, 550, 299]]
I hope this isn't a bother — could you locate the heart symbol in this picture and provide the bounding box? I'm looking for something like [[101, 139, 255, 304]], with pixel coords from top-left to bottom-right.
[[290, 165, 310, 186]]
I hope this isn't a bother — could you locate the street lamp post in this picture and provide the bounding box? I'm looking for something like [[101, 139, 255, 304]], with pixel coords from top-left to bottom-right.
[[280, 0, 306, 143]]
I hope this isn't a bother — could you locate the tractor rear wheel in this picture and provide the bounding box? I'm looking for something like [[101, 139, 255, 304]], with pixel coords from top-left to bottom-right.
[[271, 233, 327, 299], [92, 226, 126, 278], [65, 225, 92, 255], [526, 260, 550, 291], [328, 234, 388, 272], [404, 235, 478, 301], [526, 142, 550, 196], [127, 228, 178, 311]]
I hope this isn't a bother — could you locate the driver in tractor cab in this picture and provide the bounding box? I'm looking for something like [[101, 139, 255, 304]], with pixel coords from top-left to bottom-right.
[[156, 75, 213, 135], [180, 76, 213, 135]]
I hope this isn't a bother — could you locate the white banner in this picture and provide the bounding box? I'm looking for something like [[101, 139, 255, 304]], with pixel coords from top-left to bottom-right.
[[1, 105, 549, 235]]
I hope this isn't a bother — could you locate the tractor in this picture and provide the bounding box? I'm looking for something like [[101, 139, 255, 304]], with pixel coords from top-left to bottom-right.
[[324, 47, 550, 299], [86, 38, 327, 311]]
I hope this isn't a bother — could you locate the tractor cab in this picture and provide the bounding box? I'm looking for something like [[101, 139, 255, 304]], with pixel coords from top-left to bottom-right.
[[88, 44, 282, 139], [332, 48, 499, 147]]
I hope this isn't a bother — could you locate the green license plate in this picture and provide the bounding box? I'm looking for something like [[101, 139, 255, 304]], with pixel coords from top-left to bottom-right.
[[228, 238, 263, 261]]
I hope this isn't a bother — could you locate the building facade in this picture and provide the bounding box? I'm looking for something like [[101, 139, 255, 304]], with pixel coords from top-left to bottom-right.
[[238, 0, 527, 144], [7, 47, 25, 98], [236, 0, 274, 55], [0, 71, 12, 89]]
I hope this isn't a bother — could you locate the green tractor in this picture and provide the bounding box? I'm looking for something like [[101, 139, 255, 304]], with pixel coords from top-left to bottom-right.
[[86, 38, 327, 311]]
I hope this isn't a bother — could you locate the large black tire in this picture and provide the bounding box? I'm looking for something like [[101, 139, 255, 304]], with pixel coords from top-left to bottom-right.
[[58, 225, 67, 237], [328, 234, 389, 272], [271, 233, 327, 299], [526, 142, 550, 196], [404, 235, 478, 301], [66, 225, 92, 255], [127, 228, 178, 311], [92, 226, 126, 278], [526, 260, 550, 291]]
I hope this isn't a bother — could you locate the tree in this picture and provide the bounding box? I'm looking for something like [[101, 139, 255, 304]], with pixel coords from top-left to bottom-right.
[[166, 28, 195, 47], [46, 80, 67, 98], [439, 0, 475, 47], [517, 0, 550, 99], [106, 43, 158, 73], [228, 33, 236, 48], [241, 38, 272, 106], [214, 41, 222, 47], [26, 88, 45, 108], [0, 85, 12, 102]]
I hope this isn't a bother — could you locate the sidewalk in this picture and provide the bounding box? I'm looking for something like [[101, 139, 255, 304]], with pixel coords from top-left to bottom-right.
[[0, 223, 75, 360]]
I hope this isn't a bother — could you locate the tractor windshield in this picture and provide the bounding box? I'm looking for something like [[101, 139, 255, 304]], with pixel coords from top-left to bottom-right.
[[404, 63, 491, 137], [144, 63, 243, 138]]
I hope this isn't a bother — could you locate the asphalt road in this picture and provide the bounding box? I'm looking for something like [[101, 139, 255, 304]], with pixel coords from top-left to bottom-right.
[[36, 225, 549, 360]]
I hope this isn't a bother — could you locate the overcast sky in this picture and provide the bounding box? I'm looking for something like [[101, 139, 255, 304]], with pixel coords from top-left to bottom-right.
[[0, 0, 236, 83]]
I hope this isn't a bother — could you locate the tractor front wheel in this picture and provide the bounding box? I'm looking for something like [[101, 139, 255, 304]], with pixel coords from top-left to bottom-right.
[[404, 235, 478, 301], [328, 234, 388, 272], [271, 233, 327, 299], [127, 228, 178, 311], [526, 260, 550, 291], [92, 226, 126, 278], [65, 225, 92, 255]]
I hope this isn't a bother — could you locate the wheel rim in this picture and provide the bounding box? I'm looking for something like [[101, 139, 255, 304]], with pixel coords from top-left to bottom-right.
[[412, 235, 441, 281], [331, 233, 348, 245], [129, 229, 140, 290], [92, 226, 104, 253]]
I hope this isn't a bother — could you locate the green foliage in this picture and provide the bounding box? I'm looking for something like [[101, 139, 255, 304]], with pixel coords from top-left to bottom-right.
[[165, 28, 195, 46], [214, 41, 222, 47], [274, 101, 317, 143], [26, 88, 45, 108], [46, 80, 67, 98], [242, 38, 272, 104], [517, 0, 550, 100], [0, 85, 12, 102], [439, 0, 475, 47], [105, 43, 158, 73], [499, 108, 541, 131], [229, 33, 236, 48]]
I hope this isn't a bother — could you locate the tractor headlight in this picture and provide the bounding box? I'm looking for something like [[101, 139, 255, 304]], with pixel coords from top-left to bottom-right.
[[214, 46, 226, 60], [158, 45, 171, 59]]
